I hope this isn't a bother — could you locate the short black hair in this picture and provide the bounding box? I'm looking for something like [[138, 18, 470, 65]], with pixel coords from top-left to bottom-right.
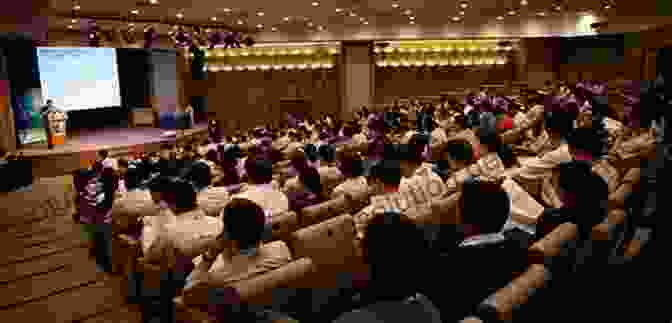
[[244, 157, 273, 184], [567, 126, 607, 159], [124, 167, 143, 190], [318, 144, 336, 163], [445, 139, 474, 163], [162, 178, 198, 210], [205, 149, 219, 163], [368, 159, 402, 186], [337, 150, 364, 177], [544, 110, 576, 138], [299, 166, 322, 195], [147, 175, 173, 193], [558, 161, 608, 228], [362, 212, 428, 300], [180, 161, 212, 190], [460, 178, 510, 234], [221, 198, 267, 250]]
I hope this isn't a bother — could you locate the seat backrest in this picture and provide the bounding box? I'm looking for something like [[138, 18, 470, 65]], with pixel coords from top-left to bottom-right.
[[287, 214, 359, 268], [344, 188, 373, 214], [528, 222, 578, 266], [429, 192, 462, 225], [300, 195, 349, 227], [269, 211, 300, 241], [319, 167, 346, 197], [476, 264, 552, 323]]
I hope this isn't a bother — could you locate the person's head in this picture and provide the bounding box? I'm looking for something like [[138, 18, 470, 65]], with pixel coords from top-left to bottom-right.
[[362, 211, 427, 300], [180, 161, 212, 191], [220, 198, 267, 251], [443, 139, 474, 170], [318, 144, 336, 163], [147, 176, 174, 204], [46, 99, 53, 106], [397, 135, 428, 177], [567, 126, 605, 161], [205, 149, 219, 163], [244, 157, 273, 185], [336, 150, 364, 178], [299, 166, 322, 195], [117, 157, 130, 176], [162, 178, 198, 211], [556, 161, 608, 228], [367, 159, 402, 193], [544, 109, 576, 139], [460, 177, 510, 235], [124, 166, 143, 191]]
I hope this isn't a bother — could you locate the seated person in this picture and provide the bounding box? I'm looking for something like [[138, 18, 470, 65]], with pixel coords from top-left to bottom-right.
[[476, 112, 516, 168], [354, 158, 404, 239], [333, 211, 440, 323], [179, 160, 213, 193], [398, 134, 443, 194], [285, 166, 324, 212], [433, 139, 475, 181], [235, 157, 289, 217], [331, 150, 368, 199]]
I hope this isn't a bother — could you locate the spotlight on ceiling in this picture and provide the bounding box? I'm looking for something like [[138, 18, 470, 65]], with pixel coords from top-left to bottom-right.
[[256, 24, 263, 29], [71, 19, 78, 23], [409, 16, 415, 20], [131, 9, 140, 15], [271, 27, 278, 31], [452, 16, 461, 21], [460, 2, 468, 9], [350, 12, 358, 17], [363, 21, 369, 25], [223, 8, 232, 13], [312, 2, 319, 6], [459, 11, 465, 15], [409, 20, 415, 24], [403, 9, 412, 15], [336, 8, 343, 12], [392, 3, 400, 8], [318, 25, 324, 30], [537, 11, 546, 16], [176, 13, 184, 19], [508, 10, 517, 15], [73, 4, 81, 10], [257, 12, 264, 16], [554, 5, 562, 11], [148, 0, 159, 4], [520, 0, 528, 5], [307, 22, 314, 27], [67, 25, 74, 29], [603, 4, 612, 9], [283, 17, 290, 21], [237, 19, 244, 24], [211, 17, 217, 21], [496, 16, 504, 20]]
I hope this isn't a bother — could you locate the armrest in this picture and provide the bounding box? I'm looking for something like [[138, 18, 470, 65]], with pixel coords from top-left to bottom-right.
[[528, 222, 578, 265], [591, 209, 626, 242]]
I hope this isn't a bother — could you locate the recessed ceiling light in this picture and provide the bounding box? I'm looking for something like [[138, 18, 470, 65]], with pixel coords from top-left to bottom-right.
[[256, 24, 263, 28], [409, 20, 415, 24], [363, 21, 369, 25], [211, 16, 217, 21], [283, 17, 290, 21], [237, 19, 244, 24], [257, 12, 264, 16], [307, 22, 314, 27], [508, 10, 517, 15], [537, 11, 546, 16], [149, 0, 158, 4], [271, 27, 278, 31], [176, 13, 183, 19], [403, 9, 412, 15], [603, 4, 611, 9], [520, 0, 528, 6], [409, 16, 415, 20], [223, 8, 232, 13], [459, 11, 465, 15], [393, 3, 400, 8], [496, 16, 504, 20], [71, 19, 78, 23], [73, 4, 81, 10], [312, 2, 320, 6], [131, 9, 140, 15], [452, 16, 461, 21], [360, 17, 366, 21], [350, 12, 358, 17], [67, 25, 74, 29], [318, 25, 324, 30], [336, 8, 343, 12], [460, 2, 468, 9], [554, 5, 562, 11]]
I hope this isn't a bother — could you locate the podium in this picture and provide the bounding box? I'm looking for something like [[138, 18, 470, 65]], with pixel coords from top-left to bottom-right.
[[44, 110, 67, 147]]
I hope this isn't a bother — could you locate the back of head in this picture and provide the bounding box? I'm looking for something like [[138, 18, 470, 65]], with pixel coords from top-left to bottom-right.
[[460, 178, 510, 234], [299, 166, 322, 195], [368, 159, 402, 187], [567, 126, 607, 161], [362, 211, 427, 300], [557, 161, 608, 218], [337, 150, 364, 177], [222, 198, 267, 250], [318, 144, 336, 163], [124, 166, 143, 190], [98, 149, 109, 160], [544, 109, 575, 137], [445, 139, 474, 164], [180, 161, 212, 191], [244, 157, 273, 185]]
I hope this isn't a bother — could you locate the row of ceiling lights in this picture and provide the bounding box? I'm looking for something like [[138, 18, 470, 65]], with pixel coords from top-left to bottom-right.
[[67, 1, 615, 31], [206, 63, 335, 71], [375, 59, 508, 67]]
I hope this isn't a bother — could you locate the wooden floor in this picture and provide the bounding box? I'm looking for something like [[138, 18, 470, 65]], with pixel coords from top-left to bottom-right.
[[0, 176, 142, 323]]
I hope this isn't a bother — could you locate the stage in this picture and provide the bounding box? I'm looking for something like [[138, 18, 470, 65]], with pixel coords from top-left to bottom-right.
[[19, 124, 209, 179]]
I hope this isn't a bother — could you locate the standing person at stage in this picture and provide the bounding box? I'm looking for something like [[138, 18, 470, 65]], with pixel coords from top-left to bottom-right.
[[40, 100, 68, 149]]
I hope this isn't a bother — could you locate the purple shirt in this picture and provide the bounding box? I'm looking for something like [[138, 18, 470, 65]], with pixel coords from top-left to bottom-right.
[[78, 177, 112, 225]]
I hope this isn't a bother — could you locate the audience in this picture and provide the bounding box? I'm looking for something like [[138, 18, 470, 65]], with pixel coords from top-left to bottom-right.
[[235, 157, 289, 216], [286, 165, 324, 211]]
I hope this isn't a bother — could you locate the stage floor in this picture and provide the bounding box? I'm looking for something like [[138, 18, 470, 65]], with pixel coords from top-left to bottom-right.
[[19, 124, 209, 179], [18, 124, 208, 157]]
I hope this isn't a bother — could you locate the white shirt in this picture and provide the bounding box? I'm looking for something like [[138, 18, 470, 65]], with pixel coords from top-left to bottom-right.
[[234, 183, 290, 217]]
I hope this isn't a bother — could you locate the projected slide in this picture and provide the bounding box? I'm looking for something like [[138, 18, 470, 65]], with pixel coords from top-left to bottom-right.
[[36, 47, 121, 111]]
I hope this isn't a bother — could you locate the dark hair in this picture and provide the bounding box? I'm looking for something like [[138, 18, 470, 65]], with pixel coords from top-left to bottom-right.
[[337, 150, 364, 177], [299, 166, 322, 195], [124, 167, 143, 190], [368, 159, 402, 186], [557, 161, 608, 228], [205, 149, 219, 163], [221, 198, 266, 250], [318, 144, 336, 163], [460, 178, 510, 234], [445, 139, 474, 163], [180, 161, 212, 190], [362, 212, 428, 300], [567, 126, 607, 159], [100, 167, 119, 210], [117, 157, 129, 169], [544, 110, 575, 138], [304, 144, 319, 162], [148, 175, 173, 193], [244, 157, 273, 184], [98, 150, 109, 160], [162, 178, 198, 210]]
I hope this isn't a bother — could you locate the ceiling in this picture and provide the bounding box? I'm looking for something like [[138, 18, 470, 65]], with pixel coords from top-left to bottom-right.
[[46, 0, 667, 42]]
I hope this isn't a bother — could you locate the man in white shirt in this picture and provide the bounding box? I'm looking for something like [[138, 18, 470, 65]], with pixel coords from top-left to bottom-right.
[[234, 157, 289, 217]]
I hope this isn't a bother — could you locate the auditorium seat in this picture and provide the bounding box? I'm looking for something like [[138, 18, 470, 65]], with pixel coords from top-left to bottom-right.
[[528, 222, 578, 266], [459, 317, 484, 323], [111, 233, 142, 276], [299, 195, 349, 227], [608, 168, 640, 210], [475, 264, 552, 323], [269, 211, 300, 241], [343, 188, 373, 215]]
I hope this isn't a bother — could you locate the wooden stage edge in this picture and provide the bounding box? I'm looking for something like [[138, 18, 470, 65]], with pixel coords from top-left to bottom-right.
[[19, 127, 209, 179]]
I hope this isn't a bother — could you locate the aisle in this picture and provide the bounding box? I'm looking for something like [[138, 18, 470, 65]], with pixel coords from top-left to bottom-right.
[[0, 176, 141, 323]]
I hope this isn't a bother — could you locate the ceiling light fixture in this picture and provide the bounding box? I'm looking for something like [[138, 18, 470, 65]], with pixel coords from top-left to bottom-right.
[[257, 24, 264, 28], [452, 16, 461, 21], [409, 20, 415, 24], [176, 13, 184, 19], [520, 0, 528, 5], [496, 16, 504, 20], [211, 16, 217, 21], [283, 17, 290, 21], [71, 19, 78, 23], [318, 25, 324, 30], [508, 10, 517, 15], [73, 4, 81, 10], [537, 11, 546, 16], [223, 8, 232, 13], [459, 11, 465, 15], [350, 12, 358, 17], [403, 9, 412, 15], [336, 8, 343, 12], [257, 12, 264, 16], [129, 23, 135, 27], [131, 9, 140, 15], [554, 4, 562, 11], [360, 17, 366, 21], [67, 25, 74, 29], [603, 4, 611, 9], [149, 0, 158, 4], [307, 22, 314, 27], [271, 27, 278, 31], [460, 2, 468, 9], [409, 16, 415, 20], [312, 2, 320, 6], [392, 3, 400, 8], [237, 19, 244, 24], [363, 21, 369, 25]]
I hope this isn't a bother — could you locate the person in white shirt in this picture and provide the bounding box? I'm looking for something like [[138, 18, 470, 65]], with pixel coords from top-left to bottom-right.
[[234, 157, 289, 217]]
